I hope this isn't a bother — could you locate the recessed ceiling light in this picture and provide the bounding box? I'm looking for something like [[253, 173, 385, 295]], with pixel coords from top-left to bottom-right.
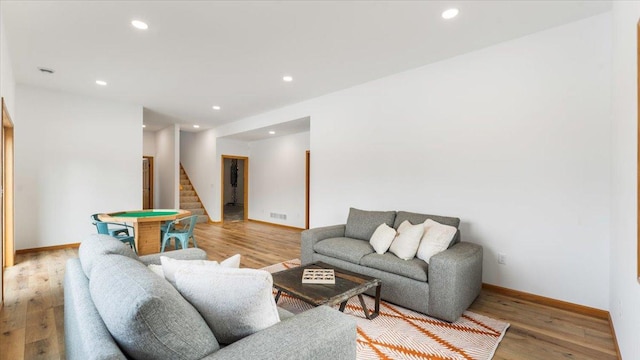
[[442, 8, 459, 20], [269, 130, 276, 135], [95, 80, 107, 86], [212, 105, 221, 110], [131, 20, 148, 30], [193, 125, 200, 128], [142, 124, 146, 128], [37, 67, 55, 74], [282, 75, 293, 82]]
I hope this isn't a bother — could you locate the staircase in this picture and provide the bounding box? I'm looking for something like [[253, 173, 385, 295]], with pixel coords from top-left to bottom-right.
[[180, 165, 209, 223]]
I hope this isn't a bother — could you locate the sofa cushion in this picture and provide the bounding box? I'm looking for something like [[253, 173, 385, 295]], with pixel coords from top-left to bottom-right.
[[79, 234, 138, 278], [90, 254, 219, 360], [314, 237, 375, 264], [277, 307, 295, 320], [393, 211, 460, 230], [174, 267, 280, 345], [360, 253, 429, 282], [345, 208, 396, 241]]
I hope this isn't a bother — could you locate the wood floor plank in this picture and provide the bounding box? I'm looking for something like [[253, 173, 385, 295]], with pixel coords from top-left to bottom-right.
[[25, 308, 56, 345], [1, 289, 28, 332], [52, 306, 65, 360], [23, 337, 59, 360], [0, 327, 25, 360], [0, 221, 618, 359]]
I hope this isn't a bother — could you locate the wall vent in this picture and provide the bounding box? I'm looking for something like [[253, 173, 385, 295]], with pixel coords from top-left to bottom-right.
[[270, 212, 287, 220]]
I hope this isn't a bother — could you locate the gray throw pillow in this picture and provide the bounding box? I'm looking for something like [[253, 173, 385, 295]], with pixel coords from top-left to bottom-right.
[[90, 254, 219, 360], [78, 234, 138, 278], [344, 207, 396, 241]]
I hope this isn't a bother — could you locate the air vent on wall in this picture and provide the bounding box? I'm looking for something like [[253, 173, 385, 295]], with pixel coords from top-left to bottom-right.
[[270, 212, 287, 220]]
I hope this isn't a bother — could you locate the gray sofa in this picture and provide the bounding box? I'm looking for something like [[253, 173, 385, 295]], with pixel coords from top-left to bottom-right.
[[301, 208, 482, 322], [65, 234, 356, 360]]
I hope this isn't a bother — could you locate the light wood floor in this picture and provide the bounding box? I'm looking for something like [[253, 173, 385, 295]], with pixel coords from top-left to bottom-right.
[[0, 221, 618, 360]]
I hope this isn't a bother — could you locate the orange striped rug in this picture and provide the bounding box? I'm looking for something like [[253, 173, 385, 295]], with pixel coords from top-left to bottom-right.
[[264, 259, 509, 360]]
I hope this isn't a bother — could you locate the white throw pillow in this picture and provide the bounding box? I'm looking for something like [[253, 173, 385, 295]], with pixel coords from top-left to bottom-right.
[[174, 266, 280, 344], [220, 253, 241, 268], [369, 223, 397, 254], [160, 254, 241, 286], [147, 264, 165, 278], [388, 220, 424, 260], [416, 219, 457, 263]]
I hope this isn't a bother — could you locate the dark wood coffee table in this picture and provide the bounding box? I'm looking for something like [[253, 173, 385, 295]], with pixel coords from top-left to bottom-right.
[[272, 261, 381, 319]]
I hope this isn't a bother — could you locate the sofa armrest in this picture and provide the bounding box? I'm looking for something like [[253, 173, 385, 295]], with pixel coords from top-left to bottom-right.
[[138, 248, 208, 265], [300, 224, 346, 265], [208, 306, 356, 360], [427, 242, 483, 322], [64, 259, 127, 360]]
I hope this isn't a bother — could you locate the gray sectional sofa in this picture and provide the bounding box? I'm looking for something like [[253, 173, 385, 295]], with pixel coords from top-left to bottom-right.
[[65, 234, 356, 360], [301, 208, 482, 322]]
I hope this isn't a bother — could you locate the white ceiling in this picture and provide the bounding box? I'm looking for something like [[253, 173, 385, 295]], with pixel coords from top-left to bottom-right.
[[2, 1, 611, 134]]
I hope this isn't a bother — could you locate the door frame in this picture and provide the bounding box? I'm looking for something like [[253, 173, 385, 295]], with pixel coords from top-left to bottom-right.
[[143, 156, 154, 209], [221, 155, 249, 222], [1, 98, 15, 306]]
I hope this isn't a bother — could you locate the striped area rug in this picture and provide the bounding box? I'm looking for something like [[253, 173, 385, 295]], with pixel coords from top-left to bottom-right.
[[264, 259, 509, 360]]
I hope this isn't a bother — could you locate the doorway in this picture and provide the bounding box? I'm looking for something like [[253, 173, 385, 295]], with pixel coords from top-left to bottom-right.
[[221, 155, 248, 222], [143, 156, 154, 209]]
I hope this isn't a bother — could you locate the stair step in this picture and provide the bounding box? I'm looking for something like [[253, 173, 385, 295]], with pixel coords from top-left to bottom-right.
[[181, 202, 202, 209], [180, 166, 210, 222]]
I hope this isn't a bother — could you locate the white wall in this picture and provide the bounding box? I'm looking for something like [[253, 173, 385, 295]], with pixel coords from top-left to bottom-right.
[[217, 138, 249, 158], [213, 14, 612, 310], [143, 130, 156, 157], [249, 132, 309, 228], [14, 85, 142, 249], [156, 125, 180, 208], [0, 6, 16, 113], [610, 3, 640, 359]]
